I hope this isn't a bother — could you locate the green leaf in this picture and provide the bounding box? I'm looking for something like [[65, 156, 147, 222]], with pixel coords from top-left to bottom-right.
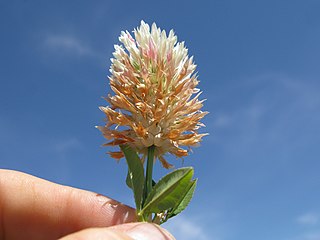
[[126, 170, 133, 189], [126, 170, 149, 190], [169, 179, 197, 218], [141, 167, 194, 214], [120, 145, 145, 211]]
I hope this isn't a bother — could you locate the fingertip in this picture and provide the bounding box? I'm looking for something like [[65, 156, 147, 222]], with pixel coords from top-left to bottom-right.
[[59, 223, 175, 240], [59, 228, 134, 240], [111, 223, 176, 240]]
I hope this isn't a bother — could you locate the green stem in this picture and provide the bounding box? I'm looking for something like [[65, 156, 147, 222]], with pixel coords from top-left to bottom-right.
[[144, 145, 155, 205]]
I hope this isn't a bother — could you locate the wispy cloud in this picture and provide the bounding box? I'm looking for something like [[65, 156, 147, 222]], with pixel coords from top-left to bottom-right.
[[296, 213, 319, 226], [291, 231, 320, 240], [53, 137, 82, 155], [164, 215, 213, 240], [212, 114, 232, 128], [43, 34, 96, 57], [210, 73, 320, 149], [301, 232, 320, 240]]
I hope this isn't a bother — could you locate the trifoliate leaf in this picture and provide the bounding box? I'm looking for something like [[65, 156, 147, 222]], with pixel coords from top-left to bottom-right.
[[141, 167, 194, 214]]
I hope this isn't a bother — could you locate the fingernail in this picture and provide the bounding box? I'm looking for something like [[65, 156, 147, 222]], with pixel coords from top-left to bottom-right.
[[125, 223, 175, 240]]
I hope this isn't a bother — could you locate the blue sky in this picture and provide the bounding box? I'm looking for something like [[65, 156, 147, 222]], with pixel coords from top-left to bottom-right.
[[1, 1, 320, 239]]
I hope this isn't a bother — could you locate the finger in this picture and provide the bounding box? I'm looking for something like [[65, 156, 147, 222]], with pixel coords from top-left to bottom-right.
[[60, 223, 176, 240], [59, 228, 133, 240], [0, 169, 136, 240]]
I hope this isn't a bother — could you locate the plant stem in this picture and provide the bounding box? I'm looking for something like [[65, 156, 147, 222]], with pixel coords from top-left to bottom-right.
[[144, 145, 155, 204]]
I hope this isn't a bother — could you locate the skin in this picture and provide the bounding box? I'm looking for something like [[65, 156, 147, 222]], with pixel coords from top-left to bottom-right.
[[0, 169, 175, 240]]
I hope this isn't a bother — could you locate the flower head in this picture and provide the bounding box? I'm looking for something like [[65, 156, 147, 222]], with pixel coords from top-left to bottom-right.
[[97, 21, 207, 168]]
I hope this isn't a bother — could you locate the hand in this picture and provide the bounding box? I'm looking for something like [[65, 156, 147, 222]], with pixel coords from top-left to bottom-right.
[[0, 169, 175, 240]]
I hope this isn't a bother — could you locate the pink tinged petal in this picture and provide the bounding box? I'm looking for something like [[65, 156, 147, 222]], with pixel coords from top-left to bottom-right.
[[127, 31, 135, 43], [147, 39, 157, 61], [167, 52, 172, 62]]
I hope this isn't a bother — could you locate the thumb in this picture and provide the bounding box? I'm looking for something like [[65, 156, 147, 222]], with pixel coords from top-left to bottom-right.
[[59, 222, 175, 240], [59, 227, 133, 240]]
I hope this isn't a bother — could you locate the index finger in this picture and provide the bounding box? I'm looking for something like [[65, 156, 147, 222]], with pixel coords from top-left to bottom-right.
[[0, 169, 136, 240]]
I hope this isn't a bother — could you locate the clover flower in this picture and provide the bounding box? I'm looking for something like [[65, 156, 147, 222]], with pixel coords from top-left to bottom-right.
[[97, 21, 207, 168]]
